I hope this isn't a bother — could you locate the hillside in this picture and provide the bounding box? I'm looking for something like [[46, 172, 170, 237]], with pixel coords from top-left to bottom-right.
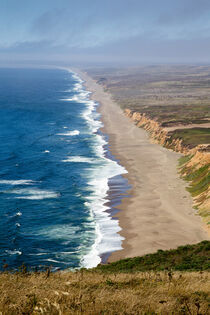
[[95, 240, 210, 273], [0, 241, 209, 314]]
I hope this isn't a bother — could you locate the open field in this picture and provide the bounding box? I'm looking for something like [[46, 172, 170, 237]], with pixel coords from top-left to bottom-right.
[[0, 242, 209, 315], [86, 65, 210, 148], [87, 65, 210, 110], [170, 128, 210, 147]]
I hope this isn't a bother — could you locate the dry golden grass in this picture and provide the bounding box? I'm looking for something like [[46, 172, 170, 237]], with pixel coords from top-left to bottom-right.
[[0, 270, 209, 314]]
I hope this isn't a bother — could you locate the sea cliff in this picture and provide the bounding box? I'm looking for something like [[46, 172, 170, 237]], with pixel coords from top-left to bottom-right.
[[125, 108, 210, 230]]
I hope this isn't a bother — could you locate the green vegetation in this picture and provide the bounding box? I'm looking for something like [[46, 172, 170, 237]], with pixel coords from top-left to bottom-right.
[[95, 241, 210, 273], [178, 154, 193, 166], [126, 104, 210, 127], [180, 158, 210, 199], [185, 164, 210, 197], [183, 164, 209, 182], [178, 155, 210, 225], [170, 128, 210, 148]]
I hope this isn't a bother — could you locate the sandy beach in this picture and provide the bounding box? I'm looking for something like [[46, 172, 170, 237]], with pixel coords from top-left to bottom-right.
[[75, 69, 209, 262]]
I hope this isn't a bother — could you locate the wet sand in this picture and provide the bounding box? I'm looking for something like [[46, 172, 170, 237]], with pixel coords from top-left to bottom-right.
[[76, 69, 209, 262]]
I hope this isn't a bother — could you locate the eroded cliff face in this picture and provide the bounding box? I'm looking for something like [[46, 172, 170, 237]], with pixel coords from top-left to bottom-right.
[[124, 108, 210, 154], [180, 151, 210, 230], [125, 108, 210, 231]]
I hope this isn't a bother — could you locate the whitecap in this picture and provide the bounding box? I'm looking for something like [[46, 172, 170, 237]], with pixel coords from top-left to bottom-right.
[[5, 250, 22, 255], [43, 150, 50, 153], [45, 258, 60, 263], [57, 130, 80, 136], [15, 223, 21, 227], [6, 188, 60, 200], [28, 252, 49, 256], [62, 156, 96, 163], [0, 179, 35, 185]]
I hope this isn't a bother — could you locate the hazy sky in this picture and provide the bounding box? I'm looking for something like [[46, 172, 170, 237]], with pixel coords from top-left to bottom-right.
[[1, 0, 210, 64]]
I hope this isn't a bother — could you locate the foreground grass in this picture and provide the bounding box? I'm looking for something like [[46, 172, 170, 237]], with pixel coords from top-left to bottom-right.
[[0, 270, 209, 314], [0, 242, 209, 314]]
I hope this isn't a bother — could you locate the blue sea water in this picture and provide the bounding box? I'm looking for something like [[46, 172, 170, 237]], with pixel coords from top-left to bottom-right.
[[0, 68, 127, 270]]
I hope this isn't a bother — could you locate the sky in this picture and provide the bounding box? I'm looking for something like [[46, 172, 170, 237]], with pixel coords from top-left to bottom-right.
[[1, 0, 210, 65]]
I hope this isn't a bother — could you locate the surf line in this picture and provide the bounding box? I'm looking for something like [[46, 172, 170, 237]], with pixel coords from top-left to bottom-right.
[[65, 70, 129, 268]]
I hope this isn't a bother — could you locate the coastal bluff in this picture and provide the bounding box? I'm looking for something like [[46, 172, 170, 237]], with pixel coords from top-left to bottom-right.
[[124, 108, 210, 231]]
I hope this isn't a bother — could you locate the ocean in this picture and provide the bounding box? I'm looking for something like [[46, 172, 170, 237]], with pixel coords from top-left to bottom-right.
[[0, 67, 128, 271]]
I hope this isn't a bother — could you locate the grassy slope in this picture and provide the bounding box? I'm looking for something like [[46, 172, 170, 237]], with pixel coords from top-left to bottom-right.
[[183, 164, 210, 197], [95, 241, 210, 273], [0, 242, 209, 314], [1, 271, 209, 314], [179, 156, 210, 224]]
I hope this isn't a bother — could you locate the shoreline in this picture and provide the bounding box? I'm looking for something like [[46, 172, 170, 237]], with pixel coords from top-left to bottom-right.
[[100, 173, 130, 263], [73, 69, 209, 262], [68, 72, 127, 268], [100, 133, 131, 263]]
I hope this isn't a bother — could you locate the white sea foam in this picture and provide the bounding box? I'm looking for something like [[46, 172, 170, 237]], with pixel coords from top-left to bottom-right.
[[6, 188, 59, 200], [28, 252, 49, 256], [15, 223, 21, 227], [0, 179, 35, 185], [61, 92, 90, 103], [8, 211, 22, 219], [66, 70, 128, 269], [73, 82, 83, 91], [43, 150, 50, 153], [45, 258, 60, 263], [5, 250, 22, 255], [81, 157, 127, 268], [71, 73, 84, 84], [62, 156, 96, 163], [57, 130, 80, 136], [32, 225, 81, 241]]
